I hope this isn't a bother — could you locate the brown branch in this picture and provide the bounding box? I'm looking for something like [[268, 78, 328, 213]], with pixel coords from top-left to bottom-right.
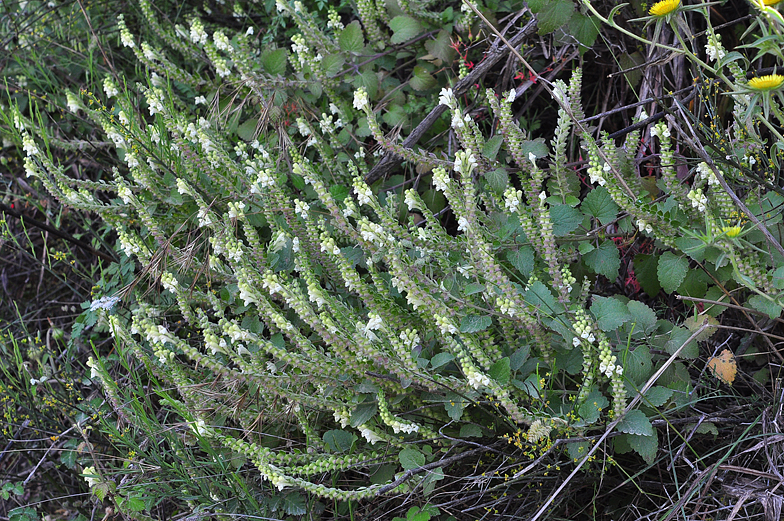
[[0, 202, 116, 263], [364, 17, 538, 184]]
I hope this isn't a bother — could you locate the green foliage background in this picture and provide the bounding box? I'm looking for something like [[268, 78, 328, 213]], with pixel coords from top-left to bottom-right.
[[2, 0, 784, 520]]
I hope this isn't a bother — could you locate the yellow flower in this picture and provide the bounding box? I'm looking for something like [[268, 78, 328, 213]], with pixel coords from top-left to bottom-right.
[[649, 0, 680, 16], [722, 226, 742, 238], [747, 74, 784, 91], [762, 0, 783, 6]]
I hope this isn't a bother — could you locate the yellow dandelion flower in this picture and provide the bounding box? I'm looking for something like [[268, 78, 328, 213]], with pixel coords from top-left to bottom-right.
[[722, 226, 742, 238], [649, 0, 680, 16], [762, 0, 783, 6], [747, 74, 784, 91]]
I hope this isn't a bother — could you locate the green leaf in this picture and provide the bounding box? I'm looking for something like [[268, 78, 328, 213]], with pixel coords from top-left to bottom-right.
[[748, 295, 783, 319], [399, 448, 425, 470], [664, 325, 698, 359], [463, 283, 486, 296], [524, 281, 561, 317], [642, 386, 674, 407], [425, 30, 456, 62], [506, 246, 535, 277], [370, 464, 396, 485], [520, 138, 549, 160], [578, 390, 608, 424], [550, 204, 583, 236], [626, 301, 657, 334], [261, 48, 287, 76], [617, 409, 654, 436], [352, 69, 379, 99], [618, 52, 645, 88], [483, 135, 504, 161], [530, 0, 574, 35], [773, 266, 784, 290], [430, 352, 454, 369], [459, 424, 483, 437], [321, 54, 346, 77], [410, 65, 437, 91], [323, 430, 354, 453], [677, 270, 708, 298], [694, 422, 719, 436], [633, 253, 661, 297], [621, 345, 652, 386], [459, 314, 492, 333], [236, 118, 258, 141], [510, 345, 530, 371], [444, 392, 465, 420], [485, 168, 508, 193], [421, 467, 445, 497], [584, 240, 620, 279], [582, 186, 618, 225], [382, 103, 408, 127], [390, 16, 422, 44], [658, 252, 688, 294], [568, 12, 600, 53], [591, 295, 632, 331], [122, 496, 146, 512], [329, 185, 349, 202], [350, 402, 378, 427], [283, 492, 307, 516], [614, 431, 658, 464], [489, 357, 511, 385], [339, 21, 364, 53]]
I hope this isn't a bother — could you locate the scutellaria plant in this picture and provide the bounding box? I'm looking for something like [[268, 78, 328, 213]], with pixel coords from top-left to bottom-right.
[[8, 0, 784, 514]]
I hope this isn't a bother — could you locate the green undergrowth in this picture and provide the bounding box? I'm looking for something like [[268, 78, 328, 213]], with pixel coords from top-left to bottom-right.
[[2, 0, 784, 520]]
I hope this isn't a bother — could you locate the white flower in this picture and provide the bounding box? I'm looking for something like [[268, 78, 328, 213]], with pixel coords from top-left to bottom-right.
[[213, 30, 230, 51], [22, 134, 39, 157], [451, 110, 465, 129], [190, 19, 207, 45], [66, 91, 82, 113], [89, 295, 120, 312], [104, 78, 119, 98], [439, 87, 456, 110], [354, 179, 373, 206], [454, 149, 477, 176], [504, 187, 522, 212], [687, 188, 708, 212], [82, 466, 100, 488], [195, 95, 207, 105], [142, 42, 157, 61], [457, 216, 470, 231], [404, 189, 420, 211], [353, 88, 369, 111], [358, 424, 383, 444], [432, 167, 450, 192], [705, 34, 726, 63], [538, 191, 547, 203], [466, 368, 491, 389], [507, 89, 517, 103], [120, 29, 135, 48], [246, 27, 254, 36], [528, 152, 537, 164], [366, 313, 383, 331]]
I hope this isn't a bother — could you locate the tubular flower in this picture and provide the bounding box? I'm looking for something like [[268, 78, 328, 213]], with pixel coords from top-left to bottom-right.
[[649, 0, 680, 16]]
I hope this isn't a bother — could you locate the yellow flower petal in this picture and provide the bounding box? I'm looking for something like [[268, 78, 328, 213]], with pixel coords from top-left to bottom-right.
[[722, 226, 742, 238], [649, 0, 680, 16], [747, 74, 784, 91], [763, 0, 783, 6]]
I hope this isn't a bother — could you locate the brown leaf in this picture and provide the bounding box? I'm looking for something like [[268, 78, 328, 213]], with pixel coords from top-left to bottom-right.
[[707, 348, 737, 385]]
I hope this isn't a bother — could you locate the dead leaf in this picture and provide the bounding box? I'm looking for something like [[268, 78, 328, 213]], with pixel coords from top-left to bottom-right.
[[707, 348, 737, 385], [685, 314, 719, 342]]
